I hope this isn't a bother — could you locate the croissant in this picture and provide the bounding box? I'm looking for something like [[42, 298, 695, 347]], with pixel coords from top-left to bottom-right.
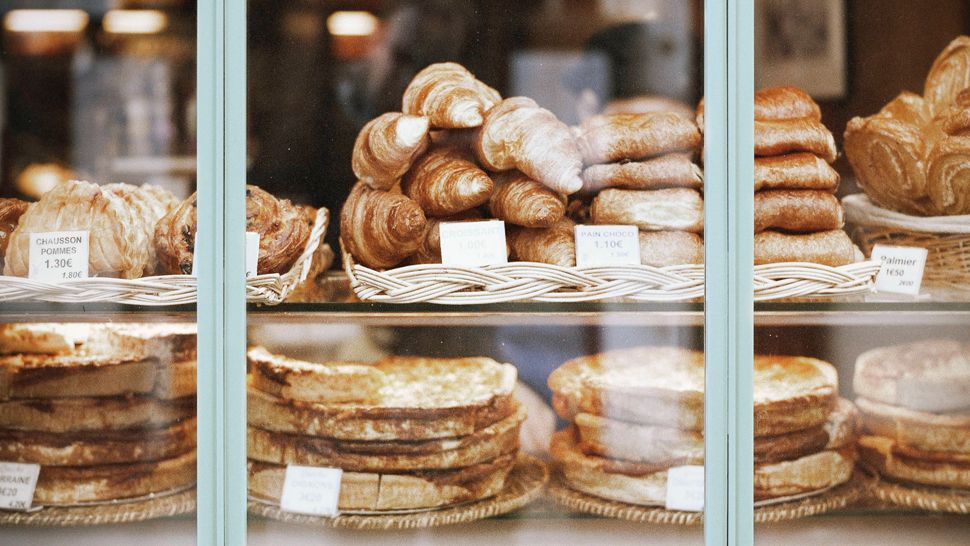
[[411, 210, 483, 264], [582, 153, 703, 193], [754, 119, 838, 162], [341, 181, 427, 269], [489, 171, 566, 228], [695, 86, 821, 128], [754, 153, 840, 192], [924, 36, 970, 116], [639, 231, 704, 267], [591, 188, 704, 233], [352, 113, 430, 190], [104, 183, 179, 276], [401, 146, 493, 216], [577, 112, 702, 165], [0, 198, 29, 268], [754, 190, 844, 233], [4, 180, 151, 278], [844, 95, 939, 215], [754, 230, 857, 267], [402, 62, 501, 129], [936, 88, 970, 136], [926, 136, 970, 215], [475, 97, 584, 195], [507, 218, 576, 266]]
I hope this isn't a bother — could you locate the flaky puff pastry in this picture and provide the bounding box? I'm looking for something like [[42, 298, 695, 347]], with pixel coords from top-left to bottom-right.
[[577, 112, 701, 165], [639, 231, 704, 267], [507, 218, 576, 267], [341, 181, 427, 269], [104, 183, 178, 276], [936, 88, 970, 136], [489, 171, 566, 228], [755, 119, 838, 162], [4, 180, 148, 278], [401, 146, 493, 216], [0, 198, 28, 267], [155, 185, 311, 275], [352, 113, 430, 191], [844, 92, 942, 215], [590, 188, 704, 233], [696, 86, 822, 129], [924, 36, 970, 116], [754, 230, 858, 267], [403, 63, 501, 129], [582, 153, 703, 193], [475, 97, 584, 195], [754, 190, 844, 233], [926, 135, 970, 215], [754, 153, 840, 192]]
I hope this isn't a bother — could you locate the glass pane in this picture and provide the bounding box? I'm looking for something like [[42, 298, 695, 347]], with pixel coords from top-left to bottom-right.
[[0, 2, 198, 544], [754, 1, 970, 543], [245, 1, 710, 544]]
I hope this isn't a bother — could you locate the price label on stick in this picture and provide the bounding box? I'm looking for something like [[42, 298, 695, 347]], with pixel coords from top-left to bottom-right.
[[0, 462, 40, 511], [280, 465, 342, 517], [574, 225, 639, 267], [28, 231, 89, 281], [665, 465, 704, 512], [439, 220, 508, 267], [871, 244, 928, 296], [245, 232, 260, 278]]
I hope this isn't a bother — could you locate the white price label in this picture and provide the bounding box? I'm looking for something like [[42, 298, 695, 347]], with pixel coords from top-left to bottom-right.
[[665, 465, 704, 512], [574, 225, 639, 267], [439, 221, 508, 267], [871, 244, 928, 296], [28, 231, 89, 281], [280, 465, 342, 517], [246, 232, 260, 278], [0, 462, 40, 511]]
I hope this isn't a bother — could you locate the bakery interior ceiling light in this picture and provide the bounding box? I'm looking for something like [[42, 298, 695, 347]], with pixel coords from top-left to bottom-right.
[[3, 9, 89, 33], [327, 10, 378, 37], [103, 10, 168, 35]]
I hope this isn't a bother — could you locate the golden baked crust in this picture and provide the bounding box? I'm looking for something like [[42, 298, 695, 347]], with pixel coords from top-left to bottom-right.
[[103, 183, 178, 275], [753, 190, 844, 233], [857, 397, 970, 454], [0, 418, 195, 466], [754, 230, 858, 267], [854, 339, 970, 413], [0, 352, 157, 400], [248, 454, 514, 511], [0, 323, 90, 355], [0, 396, 194, 433], [33, 450, 196, 505], [756, 398, 857, 464], [590, 188, 704, 233], [0, 198, 28, 266], [753, 447, 856, 501], [247, 404, 523, 472], [155, 185, 310, 275], [247, 346, 385, 404], [859, 435, 970, 489]]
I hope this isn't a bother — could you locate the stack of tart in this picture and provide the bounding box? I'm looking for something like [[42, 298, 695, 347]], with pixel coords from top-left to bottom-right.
[[549, 346, 857, 507], [246, 347, 526, 512], [0, 323, 197, 505], [854, 340, 970, 494]]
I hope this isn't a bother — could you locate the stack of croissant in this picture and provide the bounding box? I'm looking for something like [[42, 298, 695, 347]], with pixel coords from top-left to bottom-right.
[[1, 180, 324, 286], [341, 62, 709, 269], [845, 35, 970, 217]]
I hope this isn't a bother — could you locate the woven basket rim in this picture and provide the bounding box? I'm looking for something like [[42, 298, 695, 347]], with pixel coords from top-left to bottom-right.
[[0, 209, 329, 306], [843, 194, 970, 234], [870, 477, 970, 514], [0, 488, 196, 527]]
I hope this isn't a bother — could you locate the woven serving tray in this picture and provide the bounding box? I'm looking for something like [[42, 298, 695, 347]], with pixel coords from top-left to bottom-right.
[[548, 470, 870, 525], [0, 487, 195, 527], [342, 244, 880, 304], [844, 193, 970, 294], [869, 479, 970, 514], [0, 209, 329, 306], [247, 453, 547, 530]]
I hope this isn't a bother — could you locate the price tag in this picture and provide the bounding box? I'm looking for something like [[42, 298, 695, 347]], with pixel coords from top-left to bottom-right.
[[280, 465, 342, 517], [439, 221, 508, 267], [871, 244, 928, 296], [665, 465, 704, 512], [0, 462, 40, 511], [245, 232, 260, 278], [574, 225, 639, 267], [28, 231, 89, 281]]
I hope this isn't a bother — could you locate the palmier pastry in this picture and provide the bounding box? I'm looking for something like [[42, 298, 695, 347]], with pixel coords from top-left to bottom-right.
[[924, 36, 970, 116], [155, 185, 311, 275]]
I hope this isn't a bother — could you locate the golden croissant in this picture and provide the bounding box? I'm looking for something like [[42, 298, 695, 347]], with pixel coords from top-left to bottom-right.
[[507, 218, 576, 267], [402, 62, 501, 129], [489, 171, 566, 228], [577, 112, 702, 165], [352, 113, 430, 190], [401, 146, 493, 216], [4, 180, 151, 278], [475, 97, 584, 195], [926, 135, 970, 215], [341, 181, 427, 269], [924, 36, 970, 116]]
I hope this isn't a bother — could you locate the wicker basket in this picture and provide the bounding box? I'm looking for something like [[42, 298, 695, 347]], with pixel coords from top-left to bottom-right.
[[341, 242, 879, 304], [844, 193, 970, 294], [0, 209, 329, 306]]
